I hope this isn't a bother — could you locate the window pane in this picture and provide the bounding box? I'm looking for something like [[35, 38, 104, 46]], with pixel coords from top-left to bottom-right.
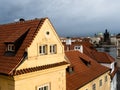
[[99, 79, 102, 86], [50, 44, 56, 54], [50, 45, 52, 53], [38, 84, 49, 90], [8, 44, 15, 51], [12, 46, 14, 50], [39, 87, 43, 90], [39, 46, 42, 53], [39, 45, 47, 54], [43, 46, 45, 53], [53, 45, 56, 53], [44, 86, 48, 90], [92, 84, 96, 90], [105, 76, 107, 82]]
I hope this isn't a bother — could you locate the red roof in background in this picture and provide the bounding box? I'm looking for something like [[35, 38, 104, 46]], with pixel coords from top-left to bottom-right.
[[65, 51, 110, 90], [0, 18, 46, 75], [62, 40, 95, 51], [62, 39, 114, 63], [83, 45, 114, 63]]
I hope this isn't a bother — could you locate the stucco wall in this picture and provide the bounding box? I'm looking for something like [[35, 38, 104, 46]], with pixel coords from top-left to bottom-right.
[[17, 19, 66, 70], [79, 71, 111, 90], [14, 66, 67, 90]]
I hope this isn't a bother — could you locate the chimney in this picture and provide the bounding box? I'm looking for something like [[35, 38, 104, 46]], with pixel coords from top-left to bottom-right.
[[66, 37, 71, 45], [19, 18, 25, 21], [80, 45, 83, 53]]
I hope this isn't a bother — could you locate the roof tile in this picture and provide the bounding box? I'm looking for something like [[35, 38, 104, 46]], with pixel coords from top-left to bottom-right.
[[13, 61, 68, 76], [65, 51, 110, 90], [0, 18, 47, 75]]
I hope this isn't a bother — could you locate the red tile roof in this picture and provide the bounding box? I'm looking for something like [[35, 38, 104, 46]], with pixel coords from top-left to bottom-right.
[[65, 51, 110, 90], [0, 18, 47, 75], [62, 39, 114, 63], [62, 40, 95, 51], [83, 45, 114, 63], [4, 27, 29, 43]]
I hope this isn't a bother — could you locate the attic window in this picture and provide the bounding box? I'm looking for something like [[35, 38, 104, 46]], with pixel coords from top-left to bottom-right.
[[74, 46, 81, 50], [66, 66, 74, 74], [80, 57, 91, 67], [4, 44, 15, 56], [7, 44, 15, 52], [46, 31, 50, 35]]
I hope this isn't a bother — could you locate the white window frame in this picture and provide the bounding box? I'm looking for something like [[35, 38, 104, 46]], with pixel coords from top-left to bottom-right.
[[74, 46, 81, 50], [105, 75, 107, 82], [99, 79, 102, 87], [50, 44, 57, 54], [37, 83, 50, 90], [7, 44, 15, 51], [92, 84, 96, 90], [39, 45, 47, 55]]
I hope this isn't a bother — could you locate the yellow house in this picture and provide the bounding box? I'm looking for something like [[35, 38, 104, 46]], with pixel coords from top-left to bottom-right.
[[0, 18, 69, 90], [65, 51, 111, 90]]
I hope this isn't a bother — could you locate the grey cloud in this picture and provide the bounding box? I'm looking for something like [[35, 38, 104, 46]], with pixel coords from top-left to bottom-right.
[[0, 0, 120, 36]]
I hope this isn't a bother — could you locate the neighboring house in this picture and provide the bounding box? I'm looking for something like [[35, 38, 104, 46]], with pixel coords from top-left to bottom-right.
[[110, 35, 117, 45], [65, 50, 111, 90], [62, 37, 117, 90], [0, 18, 69, 90], [90, 36, 101, 45], [62, 37, 94, 52], [116, 33, 120, 58], [83, 46, 118, 90]]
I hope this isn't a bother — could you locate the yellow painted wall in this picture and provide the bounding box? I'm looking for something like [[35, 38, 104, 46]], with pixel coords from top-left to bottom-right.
[[79, 71, 111, 90], [17, 19, 66, 70], [14, 65, 67, 90]]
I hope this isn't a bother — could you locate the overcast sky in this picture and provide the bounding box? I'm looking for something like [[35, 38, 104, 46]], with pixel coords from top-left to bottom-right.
[[0, 0, 120, 37]]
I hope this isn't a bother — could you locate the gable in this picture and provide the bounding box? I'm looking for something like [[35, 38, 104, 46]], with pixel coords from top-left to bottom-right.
[[28, 18, 64, 57], [16, 18, 66, 70]]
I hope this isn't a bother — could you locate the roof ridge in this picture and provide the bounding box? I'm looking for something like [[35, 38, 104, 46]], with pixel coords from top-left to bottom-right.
[[0, 17, 48, 26], [27, 18, 47, 47]]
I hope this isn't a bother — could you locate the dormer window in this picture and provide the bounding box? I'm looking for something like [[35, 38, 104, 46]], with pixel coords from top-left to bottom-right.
[[74, 46, 81, 50], [80, 57, 91, 67], [66, 66, 74, 74], [4, 44, 15, 56], [7, 44, 15, 52]]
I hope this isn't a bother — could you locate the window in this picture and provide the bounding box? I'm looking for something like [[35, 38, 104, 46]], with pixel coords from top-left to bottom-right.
[[74, 46, 81, 50], [80, 57, 91, 67], [37, 84, 50, 90], [99, 79, 102, 87], [50, 44, 57, 54], [118, 41, 120, 46], [105, 76, 107, 82], [92, 84, 96, 90], [39, 45, 47, 55], [7, 44, 15, 51], [46, 31, 50, 35], [66, 66, 74, 73]]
